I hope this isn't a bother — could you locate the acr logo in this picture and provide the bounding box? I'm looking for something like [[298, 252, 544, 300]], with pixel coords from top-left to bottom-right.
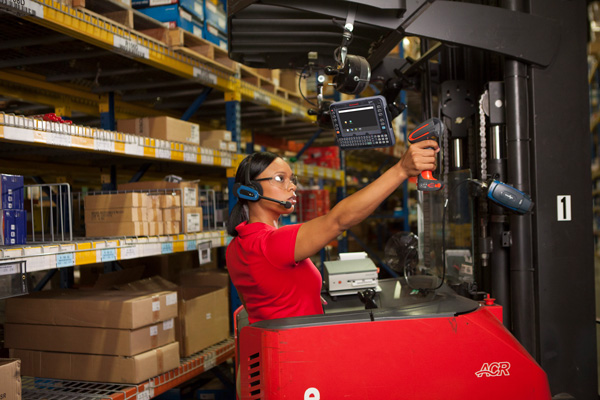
[[475, 362, 511, 377]]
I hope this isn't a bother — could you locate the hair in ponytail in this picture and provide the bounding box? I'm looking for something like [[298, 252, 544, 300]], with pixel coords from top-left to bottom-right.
[[226, 151, 281, 237]]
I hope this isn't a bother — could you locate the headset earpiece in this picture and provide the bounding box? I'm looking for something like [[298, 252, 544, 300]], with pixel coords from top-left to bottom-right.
[[233, 154, 263, 202]]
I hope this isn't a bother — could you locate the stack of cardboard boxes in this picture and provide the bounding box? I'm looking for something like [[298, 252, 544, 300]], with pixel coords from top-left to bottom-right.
[[0, 174, 26, 246], [84, 181, 203, 238], [118, 180, 203, 234], [112, 270, 230, 357], [201, 129, 236, 152], [4, 289, 180, 383]]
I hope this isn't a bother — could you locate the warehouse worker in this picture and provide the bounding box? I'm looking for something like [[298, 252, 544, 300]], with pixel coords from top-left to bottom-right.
[[226, 141, 439, 324]]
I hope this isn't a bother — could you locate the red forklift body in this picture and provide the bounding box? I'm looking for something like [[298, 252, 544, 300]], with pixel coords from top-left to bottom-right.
[[237, 279, 551, 399]]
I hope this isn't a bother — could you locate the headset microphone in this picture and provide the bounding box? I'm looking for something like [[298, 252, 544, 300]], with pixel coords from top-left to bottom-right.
[[260, 195, 293, 209]]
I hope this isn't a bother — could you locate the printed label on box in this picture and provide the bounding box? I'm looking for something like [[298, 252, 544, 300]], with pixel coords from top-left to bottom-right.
[[206, 312, 212, 320], [152, 301, 160, 312], [163, 318, 174, 330], [166, 293, 177, 306], [150, 326, 158, 336], [184, 187, 197, 206]]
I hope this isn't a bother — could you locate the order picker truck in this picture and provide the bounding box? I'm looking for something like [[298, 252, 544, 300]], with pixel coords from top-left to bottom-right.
[[227, 1, 596, 398]]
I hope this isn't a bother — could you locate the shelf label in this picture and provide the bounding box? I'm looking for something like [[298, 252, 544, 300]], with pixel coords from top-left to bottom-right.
[[94, 138, 113, 152], [0, 0, 44, 18], [137, 390, 151, 400], [125, 142, 144, 156], [184, 151, 197, 163], [156, 147, 171, 159], [204, 351, 217, 370], [161, 242, 173, 254], [201, 154, 214, 165], [557, 195, 572, 221], [56, 253, 74, 268], [193, 67, 218, 85], [253, 91, 272, 105], [121, 246, 138, 260], [101, 248, 117, 262], [47, 132, 72, 147], [185, 240, 197, 251], [113, 36, 150, 59], [0, 262, 21, 276]]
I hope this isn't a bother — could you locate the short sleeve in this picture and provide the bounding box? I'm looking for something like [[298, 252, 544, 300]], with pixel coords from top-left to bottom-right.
[[261, 223, 301, 268]]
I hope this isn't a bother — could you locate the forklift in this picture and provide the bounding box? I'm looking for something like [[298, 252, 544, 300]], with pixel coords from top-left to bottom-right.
[[227, 1, 596, 398]]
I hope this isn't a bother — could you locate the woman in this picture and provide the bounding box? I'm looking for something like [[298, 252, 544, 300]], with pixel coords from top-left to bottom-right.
[[226, 140, 439, 324]]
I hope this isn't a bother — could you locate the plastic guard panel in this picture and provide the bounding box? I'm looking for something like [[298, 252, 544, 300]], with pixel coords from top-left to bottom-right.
[[238, 306, 551, 399]]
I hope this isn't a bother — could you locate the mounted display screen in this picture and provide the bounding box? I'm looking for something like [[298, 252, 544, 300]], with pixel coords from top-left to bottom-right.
[[330, 95, 395, 150]]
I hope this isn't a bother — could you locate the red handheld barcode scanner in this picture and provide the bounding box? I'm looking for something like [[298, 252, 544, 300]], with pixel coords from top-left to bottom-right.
[[408, 118, 444, 191]]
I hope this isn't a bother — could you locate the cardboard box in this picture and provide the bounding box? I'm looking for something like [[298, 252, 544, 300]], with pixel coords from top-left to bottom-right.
[[1, 174, 24, 210], [0, 359, 21, 400], [117, 116, 200, 145], [1, 210, 27, 245], [163, 208, 182, 222], [5, 318, 176, 356], [118, 181, 198, 207], [85, 221, 149, 237], [5, 289, 178, 329], [85, 192, 150, 209], [178, 286, 228, 356], [117, 275, 230, 357], [12, 342, 180, 384], [201, 138, 228, 151], [202, 130, 232, 142], [157, 194, 182, 209], [184, 207, 203, 233], [85, 207, 147, 223]]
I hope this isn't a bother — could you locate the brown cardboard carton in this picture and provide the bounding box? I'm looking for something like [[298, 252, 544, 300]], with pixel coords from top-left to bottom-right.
[[12, 342, 179, 384], [116, 276, 230, 357], [0, 359, 21, 400], [201, 129, 232, 142], [118, 181, 198, 207], [163, 208, 182, 222], [85, 192, 150, 209], [157, 194, 181, 209], [117, 116, 200, 145], [178, 286, 229, 356], [5, 289, 178, 329], [84, 207, 147, 223], [85, 221, 149, 237], [201, 138, 228, 151], [5, 318, 176, 356]]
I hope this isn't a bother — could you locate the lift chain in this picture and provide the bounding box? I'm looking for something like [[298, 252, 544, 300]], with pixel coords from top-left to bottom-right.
[[479, 91, 488, 180]]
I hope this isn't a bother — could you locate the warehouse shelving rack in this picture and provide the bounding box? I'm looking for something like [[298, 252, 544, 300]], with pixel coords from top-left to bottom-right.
[[0, 1, 347, 397]]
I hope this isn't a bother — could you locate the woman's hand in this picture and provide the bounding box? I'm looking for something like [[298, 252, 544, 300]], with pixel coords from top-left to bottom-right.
[[397, 139, 440, 178]]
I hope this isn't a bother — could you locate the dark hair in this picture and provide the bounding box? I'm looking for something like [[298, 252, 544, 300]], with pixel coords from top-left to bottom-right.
[[226, 151, 281, 237]]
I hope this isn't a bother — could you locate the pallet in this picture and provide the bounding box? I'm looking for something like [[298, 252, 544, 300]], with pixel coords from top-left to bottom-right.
[[140, 27, 237, 74], [240, 65, 278, 94]]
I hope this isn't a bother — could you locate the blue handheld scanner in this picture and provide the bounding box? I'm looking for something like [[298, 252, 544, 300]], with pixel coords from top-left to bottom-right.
[[487, 180, 533, 214]]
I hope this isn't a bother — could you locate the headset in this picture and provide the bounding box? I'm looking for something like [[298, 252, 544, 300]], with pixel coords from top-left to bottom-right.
[[233, 154, 292, 209]]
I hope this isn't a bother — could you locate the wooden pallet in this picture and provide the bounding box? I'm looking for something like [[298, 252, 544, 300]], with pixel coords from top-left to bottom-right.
[[240, 65, 278, 94], [140, 27, 237, 74]]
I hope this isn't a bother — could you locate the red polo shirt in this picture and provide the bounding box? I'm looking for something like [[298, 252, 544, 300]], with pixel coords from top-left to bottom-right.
[[226, 221, 324, 324]]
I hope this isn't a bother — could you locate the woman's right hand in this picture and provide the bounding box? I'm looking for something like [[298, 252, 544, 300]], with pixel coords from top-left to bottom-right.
[[397, 139, 440, 178]]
